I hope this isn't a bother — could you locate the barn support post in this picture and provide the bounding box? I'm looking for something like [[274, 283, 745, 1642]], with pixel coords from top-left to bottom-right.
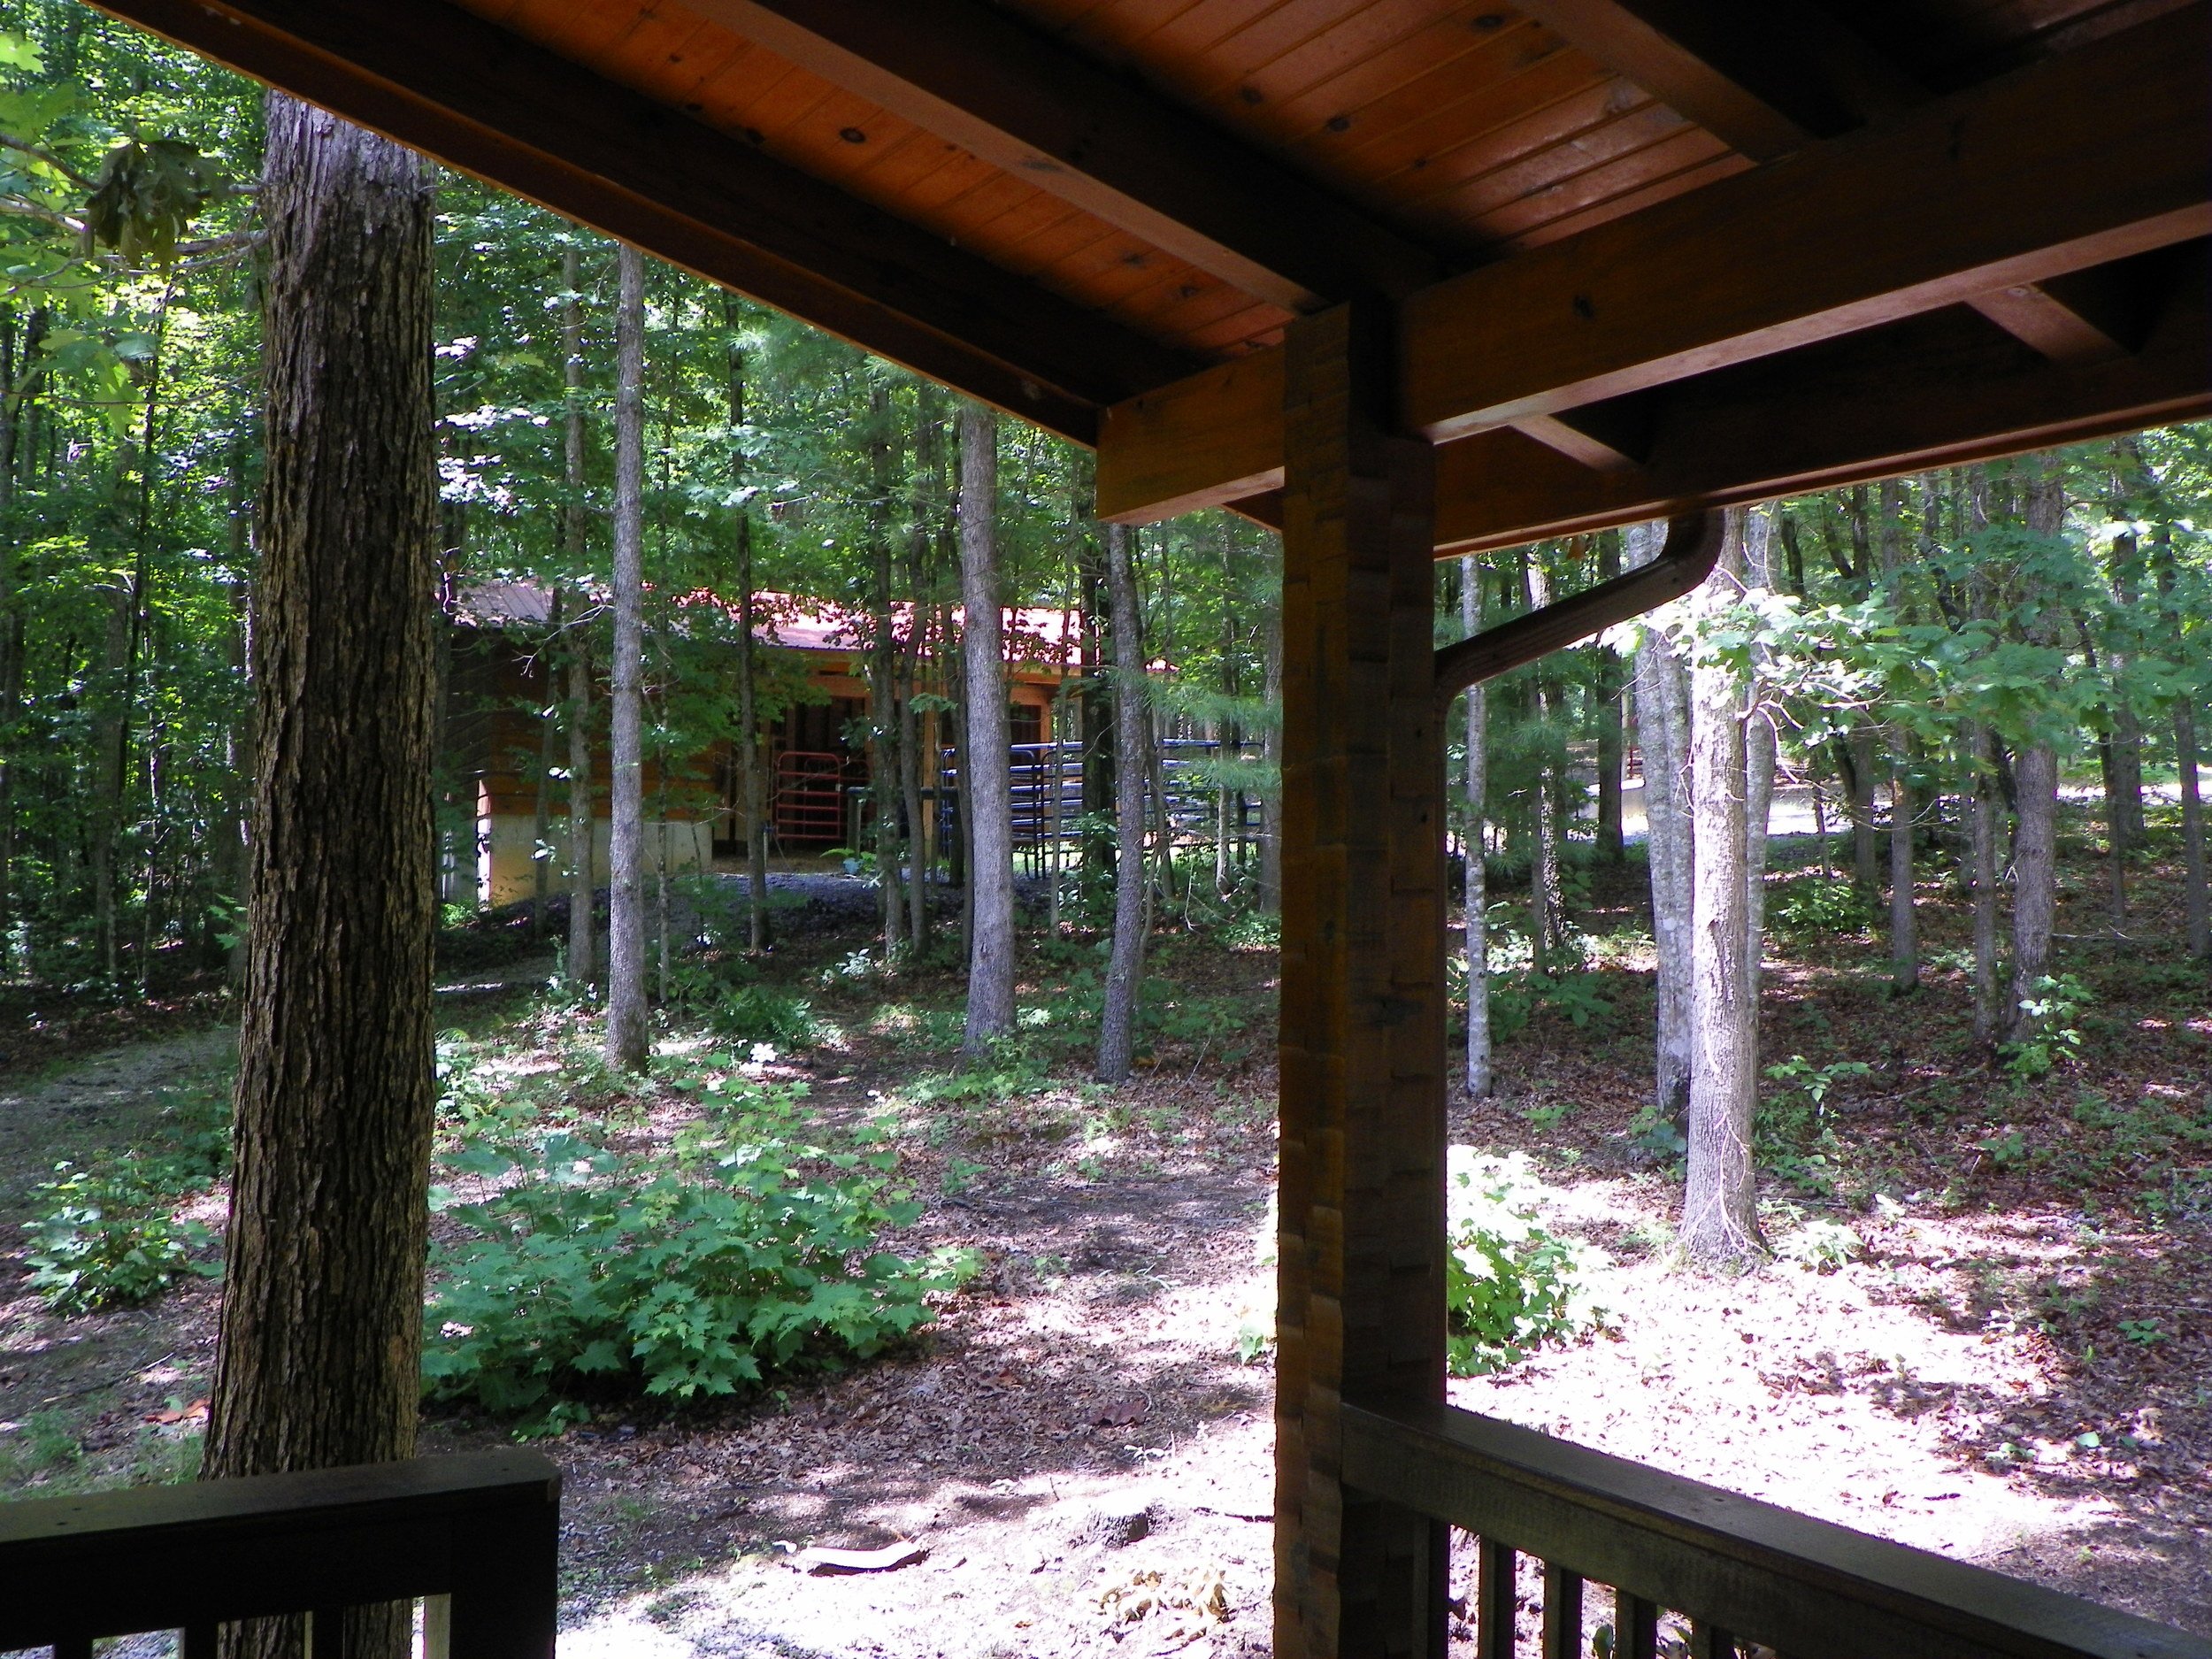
[[1275, 302, 1449, 1659]]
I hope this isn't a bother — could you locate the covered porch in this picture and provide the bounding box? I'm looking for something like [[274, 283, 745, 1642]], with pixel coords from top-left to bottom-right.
[[8, 0, 2210, 1654]]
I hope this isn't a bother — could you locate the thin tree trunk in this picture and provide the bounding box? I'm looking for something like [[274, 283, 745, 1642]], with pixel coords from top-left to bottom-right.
[[1630, 522, 1694, 1125], [2178, 697, 2208, 959], [88, 580, 131, 979], [865, 383, 905, 959], [561, 246, 595, 987], [1526, 558, 1566, 971], [722, 294, 771, 951], [1847, 724, 1879, 892], [1594, 530, 1625, 864], [1741, 509, 1777, 1008], [1097, 521, 1147, 1082], [1682, 512, 1760, 1271], [1968, 724, 2003, 1042], [204, 96, 438, 1659], [1460, 557, 1491, 1100], [531, 589, 560, 940], [1878, 479, 1918, 991], [603, 243, 649, 1070], [958, 403, 1014, 1055]]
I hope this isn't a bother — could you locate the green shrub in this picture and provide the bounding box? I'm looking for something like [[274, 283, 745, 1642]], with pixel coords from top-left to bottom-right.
[[709, 984, 823, 1049], [423, 1111, 974, 1432], [1770, 875, 1874, 936], [24, 1164, 219, 1315], [1444, 1149, 1610, 1375]]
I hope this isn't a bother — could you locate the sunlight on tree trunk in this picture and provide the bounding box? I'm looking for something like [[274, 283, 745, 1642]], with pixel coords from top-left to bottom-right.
[[204, 94, 437, 1659], [603, 242, 648, 1071], [959, 403, 1013, 1056]]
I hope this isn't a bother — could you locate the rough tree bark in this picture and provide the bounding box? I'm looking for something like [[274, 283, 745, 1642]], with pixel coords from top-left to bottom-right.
[[2003, 468, 2066, 1044], [1525, 555, 1567, 972], [204, 96, 438, 1659], [1682, 510, 1762, 1271], [957, 403, 1014, 1056], [1460, 556, 1491, 1100], [1096, 521, 1147, 1082], [902, 387, 941, 954], [603, 242, 649, 1071], [1630, 521, 1694, 1125], [1741, 509, 1777, 1009]]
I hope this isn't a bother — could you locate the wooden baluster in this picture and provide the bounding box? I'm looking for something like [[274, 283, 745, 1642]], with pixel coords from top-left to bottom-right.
[[1542, 1563, 1585, 1659], [1478, 1539, 1517, 1659], [1618, 1594, 1659, 1659], [1690, 1621, 1735, 1659], [422, 1594, 453, 1659]]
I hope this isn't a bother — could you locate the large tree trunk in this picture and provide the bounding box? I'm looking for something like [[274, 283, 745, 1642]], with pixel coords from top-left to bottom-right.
[[1682, 511, 1761, 1271], [204, 96, 438, 1659], [88, 579, 132, 979], [603, 244, 649, 1070], [957, 403, 1014, 1055], [561, 245, 596, 987], [1460, 557, 1491, 1100], [1096, 521, 1147, 1082], [1630, 522, 1694, 1125]]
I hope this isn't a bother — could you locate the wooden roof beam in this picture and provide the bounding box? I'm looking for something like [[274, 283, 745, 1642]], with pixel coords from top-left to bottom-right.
[[1431, 243, 2212, 554], [89, 0, 1201, 443], [691, 0, 1446, 311], [1097, 5, 2211, 520], [1511, 0, 2161, 367]]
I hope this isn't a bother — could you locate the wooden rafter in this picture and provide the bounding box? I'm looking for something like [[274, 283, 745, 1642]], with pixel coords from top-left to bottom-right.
[[683, 0, 1446, 311], [1096, 5, 2212, 523], [1429, 249, 2212, 553], [91, 0, 1200, 443], [1511, 0, 2147, 368]]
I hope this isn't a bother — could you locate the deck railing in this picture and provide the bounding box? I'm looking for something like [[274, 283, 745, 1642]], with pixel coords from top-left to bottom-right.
[[0, 1449, 558, 1659], [1342, 1402, 2208, 1659]]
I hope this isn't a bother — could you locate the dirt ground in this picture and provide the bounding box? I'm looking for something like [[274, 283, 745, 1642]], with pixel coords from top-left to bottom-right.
[[3, 846, 2208, 1655]]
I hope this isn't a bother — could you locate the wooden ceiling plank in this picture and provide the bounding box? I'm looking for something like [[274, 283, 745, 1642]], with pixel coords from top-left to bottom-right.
[[92, 0, 1200, 439], [680, 0, 1445, 309], [1432, 246, 2212, 550], [1098, 6, 2211, 518], [1401, 4, 2212, 439]]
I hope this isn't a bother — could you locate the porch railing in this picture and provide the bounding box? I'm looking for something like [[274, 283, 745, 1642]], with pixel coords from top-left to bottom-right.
[[0, 1449, 558, 1659], [1343, 1402, 2208, 1659]]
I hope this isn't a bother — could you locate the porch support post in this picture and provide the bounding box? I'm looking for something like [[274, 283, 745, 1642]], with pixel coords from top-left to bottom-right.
[[1276, 301, 1449, 1659]]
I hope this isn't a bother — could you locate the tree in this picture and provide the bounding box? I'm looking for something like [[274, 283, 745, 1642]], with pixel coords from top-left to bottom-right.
[[1680, 509, 1765, 1270], [1097, 520, 1147, 1082], [202, 94, 438, 1659], [560, 242, 596, 988], [1460, 556, 1491, 1100], [958, 402, 1013, 1056], [723, 293, 772, 951], [2002, 465, 2067, 1042], [603, 242, 648, 1069], [1631, 521, 1694, 1125]]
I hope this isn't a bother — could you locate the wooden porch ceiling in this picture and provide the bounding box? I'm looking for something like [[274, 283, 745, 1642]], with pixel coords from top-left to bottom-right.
[[90, 0, 2212, 549]]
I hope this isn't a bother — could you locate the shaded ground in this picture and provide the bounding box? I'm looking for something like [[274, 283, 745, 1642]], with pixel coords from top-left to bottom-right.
[[2, 819, 2207, 1653]]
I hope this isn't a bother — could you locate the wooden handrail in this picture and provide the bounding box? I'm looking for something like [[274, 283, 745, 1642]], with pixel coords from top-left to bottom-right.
[[0, 1450, 559, 1658], [1341, 1401, 2208, 1659]]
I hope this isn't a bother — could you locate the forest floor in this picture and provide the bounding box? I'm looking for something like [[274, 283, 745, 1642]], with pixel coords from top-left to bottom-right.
[[2, 812, 2208, 1656]]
